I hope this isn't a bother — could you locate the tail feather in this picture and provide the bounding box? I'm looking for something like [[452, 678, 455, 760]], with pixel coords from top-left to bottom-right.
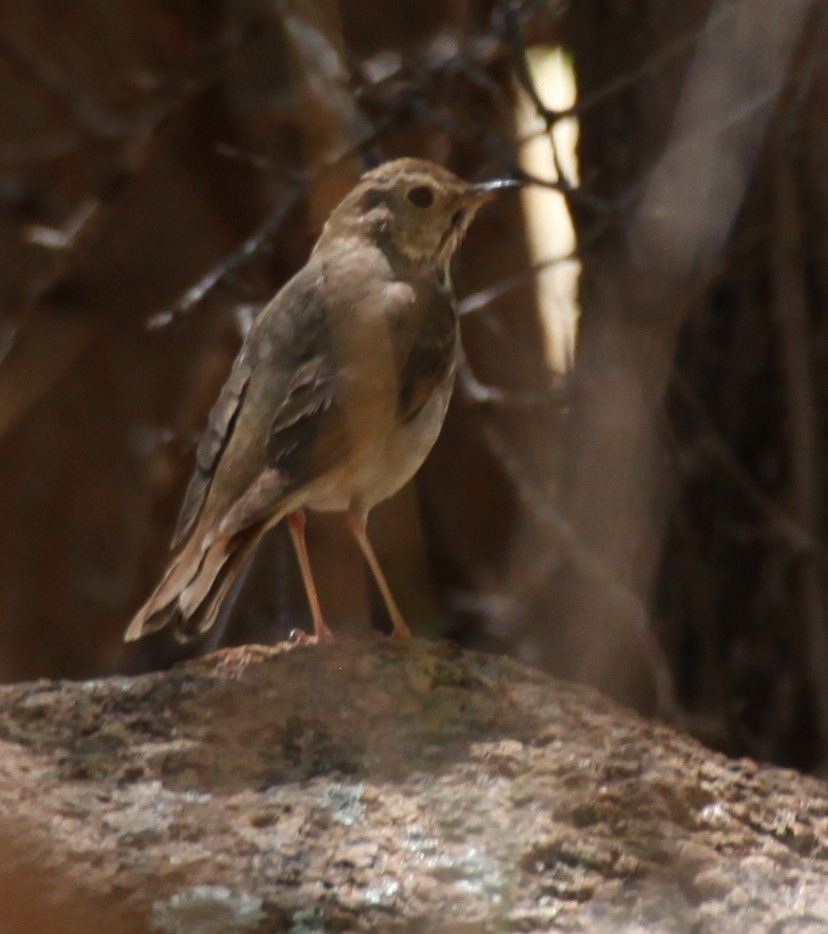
[[124, 526, 265, 643], [175, 532, 262, 641]]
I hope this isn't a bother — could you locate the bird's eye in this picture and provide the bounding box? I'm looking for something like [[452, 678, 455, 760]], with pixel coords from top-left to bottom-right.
[[407, 186, 435, 208]]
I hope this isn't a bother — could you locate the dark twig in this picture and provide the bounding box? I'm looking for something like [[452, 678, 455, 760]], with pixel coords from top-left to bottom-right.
[[457, 345, 569, 410], [459, 377, 680, 721], [146, 184, 303, 330], [496, 1, 564, 130]]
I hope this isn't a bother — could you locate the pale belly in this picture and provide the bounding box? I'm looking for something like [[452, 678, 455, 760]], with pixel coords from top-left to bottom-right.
[[301, 374, 454, 515]]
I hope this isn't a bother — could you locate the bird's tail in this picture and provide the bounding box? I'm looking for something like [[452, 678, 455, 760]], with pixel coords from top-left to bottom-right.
[[124, 524, 265, 643]]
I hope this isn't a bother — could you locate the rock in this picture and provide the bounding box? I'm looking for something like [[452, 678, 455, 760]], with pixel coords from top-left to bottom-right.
[[0, 639, 827, 932]]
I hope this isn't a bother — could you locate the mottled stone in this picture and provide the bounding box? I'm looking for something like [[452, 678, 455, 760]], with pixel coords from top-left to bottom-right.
[[0, 639, 827, 931]]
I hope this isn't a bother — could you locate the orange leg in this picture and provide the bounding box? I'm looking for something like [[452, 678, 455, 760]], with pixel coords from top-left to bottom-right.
[[346, 511, 412, 640], [287, 510, 333, 641]]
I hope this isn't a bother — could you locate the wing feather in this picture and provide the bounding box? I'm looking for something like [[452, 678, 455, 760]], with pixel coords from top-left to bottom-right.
[[172, 352, 252, 547]]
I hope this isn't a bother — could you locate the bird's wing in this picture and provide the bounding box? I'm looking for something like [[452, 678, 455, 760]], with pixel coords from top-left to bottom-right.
[[392, 279, 458, 424], [172, 350, 253, 548], [169, 261, 334, 545], [265, 353, 343, 491], [259, 273, 457, 493]]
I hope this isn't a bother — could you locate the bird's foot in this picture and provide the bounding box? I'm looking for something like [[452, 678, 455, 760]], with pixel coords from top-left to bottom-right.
[[287, 627, 334, 646], [389, 619, 413, 641]]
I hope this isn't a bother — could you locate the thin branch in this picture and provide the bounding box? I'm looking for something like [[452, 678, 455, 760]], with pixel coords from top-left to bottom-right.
[[457, 346, 568, 410], [457, 375, 680, 721], [146, 184, 303, 330], [670, 373, 818, 557]]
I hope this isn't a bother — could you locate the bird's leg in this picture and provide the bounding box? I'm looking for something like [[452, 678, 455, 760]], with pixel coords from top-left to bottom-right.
[[346, 510, 412, 640], [287, 510, 333, 641]]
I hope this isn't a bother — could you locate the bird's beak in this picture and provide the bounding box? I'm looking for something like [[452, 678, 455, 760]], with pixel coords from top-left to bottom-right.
[[470, 176, 525, 204]]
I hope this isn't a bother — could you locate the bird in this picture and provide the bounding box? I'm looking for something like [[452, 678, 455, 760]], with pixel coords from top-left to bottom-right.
[[125, 157, 522, 644]]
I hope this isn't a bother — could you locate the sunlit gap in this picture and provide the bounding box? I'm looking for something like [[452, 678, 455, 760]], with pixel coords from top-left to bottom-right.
[[514, 46, 580, 376]]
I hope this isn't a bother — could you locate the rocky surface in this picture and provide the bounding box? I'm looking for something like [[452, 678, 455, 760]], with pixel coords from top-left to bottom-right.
[[1, 639, 827, 932]]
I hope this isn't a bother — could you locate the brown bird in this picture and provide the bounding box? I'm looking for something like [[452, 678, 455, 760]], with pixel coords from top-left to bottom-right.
[[125, 158, 521, 644]]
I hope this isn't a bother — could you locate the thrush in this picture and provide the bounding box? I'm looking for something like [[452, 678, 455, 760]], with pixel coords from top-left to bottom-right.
[[125, 157, 521, 644]]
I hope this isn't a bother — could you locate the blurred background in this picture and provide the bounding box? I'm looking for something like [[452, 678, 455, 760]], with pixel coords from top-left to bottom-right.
[[0, 0, 826, 771]]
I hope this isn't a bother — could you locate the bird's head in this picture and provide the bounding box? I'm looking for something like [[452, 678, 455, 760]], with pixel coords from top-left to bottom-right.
[[318, 158, 522, 275]]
